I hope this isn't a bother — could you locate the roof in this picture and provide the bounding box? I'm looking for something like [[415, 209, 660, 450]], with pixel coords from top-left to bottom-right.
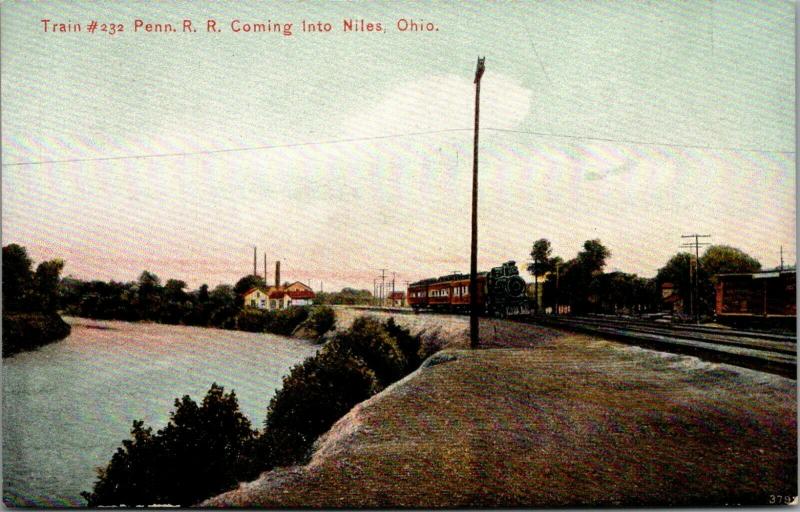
[[388, 291, 405, 299], [288, 290, 315, 300], [715, 270, 796, 279], [661, 282, 674, 289], [410, 271, 488, 287], [243, 287, 267, 296], [269, 290, 287, 299]]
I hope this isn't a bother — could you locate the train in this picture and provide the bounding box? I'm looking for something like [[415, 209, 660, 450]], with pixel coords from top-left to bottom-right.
[[408, 261, 528, 316], [714, 269, 796, 327]]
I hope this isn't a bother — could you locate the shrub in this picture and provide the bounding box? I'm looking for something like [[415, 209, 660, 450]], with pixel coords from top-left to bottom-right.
[[82, 384, 257, 507], [260, 348, 379, 467], [418, 327, 446, 361], [327, 316, 407, 388], [2, 312, 71, 357], [307, 305, 336, 338], [264, 307, 309, 335], [384, 317, 422, 372], [236, 308, 269, 332]]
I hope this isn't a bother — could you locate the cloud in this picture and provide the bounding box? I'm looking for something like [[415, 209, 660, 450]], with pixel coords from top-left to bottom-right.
[[340, 72, 532, 137]]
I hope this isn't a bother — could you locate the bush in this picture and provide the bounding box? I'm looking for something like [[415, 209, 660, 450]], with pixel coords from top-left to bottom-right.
[[384, 317, 422, 372], [265, 307, 309, 335], [235, 307, 310, 335], [327, 317, 407, 388], [82, 384, 257, 507], [236, 308, 269, 332], [260, 348, 379, 467], [306, 305, 336, 338], [2, 312, 71, 357], [418, 327, 446, 361]]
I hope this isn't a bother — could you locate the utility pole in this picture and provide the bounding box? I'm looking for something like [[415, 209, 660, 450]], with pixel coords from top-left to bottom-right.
[[681, 234, 711, 324], [392, 272, 396, 303], [554, 261, 560, 315], [780, 246, 784, 270], [253, 246, 257, 276], [469, 56, 485, 349], [379, 268, 387, 307], [263, 253, 267, 284]]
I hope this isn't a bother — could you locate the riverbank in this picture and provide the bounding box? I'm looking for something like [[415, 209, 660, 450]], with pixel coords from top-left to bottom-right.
[[3, 318, 318, 507], [2, 311, 71, 357], [204, 315, 797, 507]]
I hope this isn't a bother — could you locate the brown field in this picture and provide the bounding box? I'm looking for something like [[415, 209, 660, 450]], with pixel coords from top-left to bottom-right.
[[204, 312, 797, 507]]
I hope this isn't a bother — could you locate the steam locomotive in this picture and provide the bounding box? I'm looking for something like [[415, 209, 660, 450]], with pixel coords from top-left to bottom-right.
[[407, 261, 528, 316]]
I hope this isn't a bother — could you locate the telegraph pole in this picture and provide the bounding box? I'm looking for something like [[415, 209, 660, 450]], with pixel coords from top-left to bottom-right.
[[469, 57, 485, 349], [780, 246, 784, 270], [379, 268, 387, 307], [253, 246, 257, 276], [681, 234, 711, 324]]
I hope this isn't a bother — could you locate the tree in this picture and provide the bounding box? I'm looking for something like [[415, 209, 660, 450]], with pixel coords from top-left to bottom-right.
[[82, 384, 257, 507], [233, 275, 267, 307], [700, 245, 761, 277], [161, 279, 191, 324], [656, 245, 761, 317], [527, 239, 552, 312], [136, 271, 163, 320], [578, 239, 611, 273], [656, 253, 693, 314], [33, 259, 65, 312], [3, 244, 33, 311]]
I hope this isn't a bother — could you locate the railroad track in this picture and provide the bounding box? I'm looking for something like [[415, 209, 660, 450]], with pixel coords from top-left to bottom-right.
[[514, 314, 797, 379]]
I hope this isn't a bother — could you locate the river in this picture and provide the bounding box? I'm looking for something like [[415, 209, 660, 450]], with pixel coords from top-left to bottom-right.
[[2, 317, 319, 507]]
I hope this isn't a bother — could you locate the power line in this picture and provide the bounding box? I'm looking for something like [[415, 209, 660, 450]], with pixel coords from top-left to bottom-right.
[[3, 127, 793, 168]]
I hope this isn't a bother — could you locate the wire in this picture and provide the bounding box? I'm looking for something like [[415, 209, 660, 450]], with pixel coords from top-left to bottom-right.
[[2, 126, 794, 167]]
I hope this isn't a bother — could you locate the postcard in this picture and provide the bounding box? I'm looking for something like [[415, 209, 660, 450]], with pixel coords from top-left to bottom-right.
[[2, 0, 796, 508]]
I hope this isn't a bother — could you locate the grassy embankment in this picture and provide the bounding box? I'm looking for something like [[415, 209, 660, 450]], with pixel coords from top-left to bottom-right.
[[205, 314, 797, 508]]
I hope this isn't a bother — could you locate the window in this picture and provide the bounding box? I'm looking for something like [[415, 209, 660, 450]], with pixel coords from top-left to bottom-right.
[[250, 299, 256, 306], [260, 299, 266, 307]]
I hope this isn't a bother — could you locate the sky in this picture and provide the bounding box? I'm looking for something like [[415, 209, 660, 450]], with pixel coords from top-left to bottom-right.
[[1, 1, 795, 291]]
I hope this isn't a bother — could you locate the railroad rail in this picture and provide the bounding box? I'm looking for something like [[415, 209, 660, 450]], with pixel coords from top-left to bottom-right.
[[515, 314, 797, 379]]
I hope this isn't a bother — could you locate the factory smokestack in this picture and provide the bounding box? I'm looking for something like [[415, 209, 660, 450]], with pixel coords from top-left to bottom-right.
[[275, 261, 281, 288]]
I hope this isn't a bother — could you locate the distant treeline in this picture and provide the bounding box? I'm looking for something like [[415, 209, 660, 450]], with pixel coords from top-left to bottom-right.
[[528, 238, 765, 318], [59, 272, 341, 337], [2, 244, 71, 356], [314, 288, 375, 305]]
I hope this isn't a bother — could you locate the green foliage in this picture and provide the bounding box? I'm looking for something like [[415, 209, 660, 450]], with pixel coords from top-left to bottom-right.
[[306, 305, 337, 338], [2, 312, 71, 357], [2, 245, 71, 355], [266, 307, 310, 335], [527, 238, 553, 277], [3, 244, 33, 311], [259, 316, 431, 470], [315, 287, 374, 305], [260, 348, 379, 467], [82, 384, 257, 507], [33, 259, 65, 312], [235, 307, 310, 335], [233, 275, 267, 307], [327, 317, 407, 387], [235, 308, 269, 332], [700, 245, 761, 278], [656, 245, 762, 316], [384, 317, 422, 371]]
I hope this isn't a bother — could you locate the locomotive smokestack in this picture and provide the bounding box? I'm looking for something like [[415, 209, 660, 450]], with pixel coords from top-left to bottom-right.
[[275, 261, 281, 288]]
